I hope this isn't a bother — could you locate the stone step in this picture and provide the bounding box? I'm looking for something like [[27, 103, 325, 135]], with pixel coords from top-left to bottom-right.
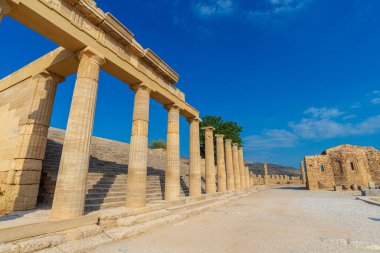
[[85, 196, 125, 205], [105, 213, 186, 240], [85, 201, 125, 212], [116, 209, 172, 227], [86, 192, 125, 199]]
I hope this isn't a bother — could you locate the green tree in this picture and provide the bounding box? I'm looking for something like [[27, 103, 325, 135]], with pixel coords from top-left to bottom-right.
[[199, 115, 243, 158], [149, 139, 166, 150]]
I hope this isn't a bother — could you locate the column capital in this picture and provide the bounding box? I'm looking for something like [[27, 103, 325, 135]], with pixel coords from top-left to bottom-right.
[[202, 126, 215, 132], [225, 139, 232, 144], [187, 116, 201, 123], [238, 146, 244, 151], [232, 143, 239, 147], [215, 134, 225, 139], [164, 103, 180, 111], [78, 47, 106, 66], [32, 70, 65, 85], [130, 84, 152, 93]]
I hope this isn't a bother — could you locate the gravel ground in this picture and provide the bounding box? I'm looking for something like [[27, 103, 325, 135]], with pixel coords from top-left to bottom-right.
[[91, 187, 380, 253]]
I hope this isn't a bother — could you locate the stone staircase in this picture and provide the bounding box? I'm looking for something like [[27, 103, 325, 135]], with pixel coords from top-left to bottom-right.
[[39, 128, 198, 212], [84, 169, 190, 212]]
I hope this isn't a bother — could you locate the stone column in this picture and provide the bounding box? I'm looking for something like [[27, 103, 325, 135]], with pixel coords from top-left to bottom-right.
[[215, 134, 227, 193], [250, 172, 254, 188], [224, 139, 235, 191], [300, 161, 306, 184], [232, 143, 241, 190], [6, 71, 63, 210], [188, 117, 201, 198], [125, 85, 151, 208], [0, 0, 11, 24], [202, 126, 216, 194], [263, 162, 268, 185], [165, 104, 180, 201], [245, 166, 250, 189], [238, 147, 247, 189], [51, 48, 105, 219]]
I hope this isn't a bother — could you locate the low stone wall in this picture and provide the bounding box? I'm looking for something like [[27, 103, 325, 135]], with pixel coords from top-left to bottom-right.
[[251, 174, 302, 185]]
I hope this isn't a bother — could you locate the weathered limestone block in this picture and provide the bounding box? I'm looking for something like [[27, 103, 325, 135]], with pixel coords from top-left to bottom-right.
[[334, 185, 343, 192], [51, 48, 105, 219], [232, 144, 241, 190], [0, 70, 63, 211], [165, 105, 180, 201], [202, 127, 216, 194], [224, 139, 234, 191], [305, 144, 380, 191], [63, 225, 101, 241], [125, 85, 151, 208], [215, 134, 226, 193], [0, 243, 20, 253], [188, 117, 201, 197], [368, 181, 376, 189], [16, 235, 65, 253]]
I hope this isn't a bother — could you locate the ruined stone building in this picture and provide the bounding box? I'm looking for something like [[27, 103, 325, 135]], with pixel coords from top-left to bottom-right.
[[304, 145, 380, 190]]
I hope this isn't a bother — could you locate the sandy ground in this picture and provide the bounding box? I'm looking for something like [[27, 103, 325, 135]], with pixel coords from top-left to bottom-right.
[[91, 187, 380, 253]]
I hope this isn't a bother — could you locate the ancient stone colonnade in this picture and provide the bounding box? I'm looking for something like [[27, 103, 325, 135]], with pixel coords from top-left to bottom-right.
[[0, 0, 253, 220]]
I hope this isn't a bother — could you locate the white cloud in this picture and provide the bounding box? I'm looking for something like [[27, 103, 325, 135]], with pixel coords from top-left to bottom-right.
[[191, 0, 310, 22], [304, 107, 343, 119], [247, 0, 310, 23], [244, 129, 298, 150], [244, 106, 380, 150], [369, 90, 380, 105], [192, 0, 236, 18]]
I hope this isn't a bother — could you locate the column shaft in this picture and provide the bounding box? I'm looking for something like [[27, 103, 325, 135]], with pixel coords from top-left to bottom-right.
[[188, 118, 201, 197], [125, 85, 151, 208], [245, 166, 250, 189], [224, 139, 234, 191], [215, 134, 226, 192], [300, 161, 306, 184], [264, 163, 268, 185], [203, 127, 216, 194], [232, 144, 241, 190], [165, 105, 180, 201], [238, 147, 246, 189], [51, 49, 104, 219]]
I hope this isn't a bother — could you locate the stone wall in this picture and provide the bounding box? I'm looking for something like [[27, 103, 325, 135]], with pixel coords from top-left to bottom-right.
[[305, 144, 380, 191], [0, 73, 60, 210], [250, 174, 302, 185]]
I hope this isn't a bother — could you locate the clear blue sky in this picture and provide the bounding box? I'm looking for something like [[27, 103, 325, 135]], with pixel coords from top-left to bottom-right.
[[1, 0, 380, 168]]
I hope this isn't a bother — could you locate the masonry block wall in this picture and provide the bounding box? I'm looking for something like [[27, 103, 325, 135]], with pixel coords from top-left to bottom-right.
[[250, 174, 302, 185], [0, 73, 61, 210], [305, 144, 380, 190]]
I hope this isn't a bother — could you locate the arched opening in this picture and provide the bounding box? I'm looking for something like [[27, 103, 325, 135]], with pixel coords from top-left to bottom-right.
[[350, 162, 356, 171], [320, 165, 325, 172]]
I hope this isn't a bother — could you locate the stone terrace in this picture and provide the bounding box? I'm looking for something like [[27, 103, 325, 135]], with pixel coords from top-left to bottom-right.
[[39, 128, 198, 212]]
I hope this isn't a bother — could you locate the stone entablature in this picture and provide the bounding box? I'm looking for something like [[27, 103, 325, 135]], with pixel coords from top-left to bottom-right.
[[304, 144, 380, 191], [2, 0, 187, 103]]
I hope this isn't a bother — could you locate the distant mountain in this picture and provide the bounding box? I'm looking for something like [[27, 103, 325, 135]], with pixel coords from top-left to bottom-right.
[[245, 162, 301, 177]]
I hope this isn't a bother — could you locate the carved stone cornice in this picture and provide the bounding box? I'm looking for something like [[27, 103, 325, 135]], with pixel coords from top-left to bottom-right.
[[61, 0, 179, 84]]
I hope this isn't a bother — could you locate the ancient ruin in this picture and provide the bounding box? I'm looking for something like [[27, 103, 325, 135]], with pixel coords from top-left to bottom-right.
[[304, 144, 380, 190]]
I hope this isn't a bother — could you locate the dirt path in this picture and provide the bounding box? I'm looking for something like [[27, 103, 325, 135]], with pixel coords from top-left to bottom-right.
[[91, 187, 380, 253]]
